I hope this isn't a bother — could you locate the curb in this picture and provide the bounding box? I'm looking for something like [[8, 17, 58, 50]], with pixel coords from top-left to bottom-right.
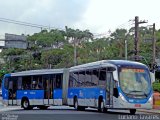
[[0, 107, 21, 112], [137, 109, 160, 114]]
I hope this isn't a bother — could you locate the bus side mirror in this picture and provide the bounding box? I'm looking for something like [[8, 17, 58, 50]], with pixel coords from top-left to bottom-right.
[[150, 72, 155, 83], [113, 88, 119, 98], [113, 71, 118, 81]]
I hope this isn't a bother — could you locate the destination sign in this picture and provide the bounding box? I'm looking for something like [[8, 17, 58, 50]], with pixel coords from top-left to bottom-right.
[[121, 68, 144, 73]]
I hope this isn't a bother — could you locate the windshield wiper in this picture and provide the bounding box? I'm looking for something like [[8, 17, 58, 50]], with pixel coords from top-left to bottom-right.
[[127, 90, 148, 97], [128, 90, 142, 93], [143, 92, 148, 97]]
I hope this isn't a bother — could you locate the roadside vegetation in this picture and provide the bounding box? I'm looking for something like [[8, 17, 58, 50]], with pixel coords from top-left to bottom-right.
[[0, 27, 160, 88]]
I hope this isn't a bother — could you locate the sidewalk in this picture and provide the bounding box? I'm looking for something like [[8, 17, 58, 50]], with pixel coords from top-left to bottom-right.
[[137, 109, 160, 114], [0, 106, 22, 112]]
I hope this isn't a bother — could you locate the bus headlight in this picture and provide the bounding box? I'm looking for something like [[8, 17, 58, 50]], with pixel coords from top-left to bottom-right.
[[119, 93, 127, 102], [148, 96, 153, 103]]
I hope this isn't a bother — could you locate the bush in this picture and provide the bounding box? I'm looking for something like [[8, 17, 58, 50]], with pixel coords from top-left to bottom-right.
[[152, 82, 160, 92]]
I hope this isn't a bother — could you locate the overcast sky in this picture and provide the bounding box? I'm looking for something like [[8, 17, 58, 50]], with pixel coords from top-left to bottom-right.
[[0, 0, 160, 38]]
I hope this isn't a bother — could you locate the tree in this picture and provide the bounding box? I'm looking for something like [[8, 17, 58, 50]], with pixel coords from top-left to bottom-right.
[[1, 26, 160, 75], [27, 29, 66, 48], [65, 26, 93, 65], [110, 29, 128, 58]]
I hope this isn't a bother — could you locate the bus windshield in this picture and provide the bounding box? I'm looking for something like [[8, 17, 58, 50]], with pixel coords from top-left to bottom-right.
[[119, 68, 151, 98]]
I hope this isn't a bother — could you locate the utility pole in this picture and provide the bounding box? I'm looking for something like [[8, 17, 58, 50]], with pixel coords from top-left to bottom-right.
[[125, 39, 127, 60], [152, 23, 156, 71], [124, 32, 130, 60], [74, 40, 77, 66], [134, 16, 139, 59], [134, 16, 147, 61]]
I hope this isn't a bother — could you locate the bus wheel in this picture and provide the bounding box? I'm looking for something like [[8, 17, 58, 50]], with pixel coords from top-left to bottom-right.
[[22, 99, 32, 110], [79, 106, 85, 111], [98, 100, 105, 112], [103, 108, 108, 113], [130, 109, 136, 115], [74, 98, 79, 110]]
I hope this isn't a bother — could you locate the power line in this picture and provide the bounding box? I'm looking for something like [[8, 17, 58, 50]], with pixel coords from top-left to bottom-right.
[[0, 19, 42, 29], [93, 20, 132, 38], [0, 17, 57, 30], [0, 17, 48, 27], [114, 20, 132, 30]]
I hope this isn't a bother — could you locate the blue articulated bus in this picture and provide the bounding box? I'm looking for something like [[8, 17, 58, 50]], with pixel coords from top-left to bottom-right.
[[2, 60, 155, 114], [2, 68, 69, 110], [67, 60, 155, 114]]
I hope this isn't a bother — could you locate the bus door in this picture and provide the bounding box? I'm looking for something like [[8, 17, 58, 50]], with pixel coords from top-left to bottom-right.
[[53, 74, 63, 105], [43, 75, 53, 105], [106, 72, 114, 107], [8, 78, 17, 105]]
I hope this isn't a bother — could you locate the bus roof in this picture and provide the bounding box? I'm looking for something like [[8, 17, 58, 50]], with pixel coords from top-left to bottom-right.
[[70, 60, 148, 71], [11, 68, 64, 77], [107, 60, 146, 67], [6, 60, 148, 76]]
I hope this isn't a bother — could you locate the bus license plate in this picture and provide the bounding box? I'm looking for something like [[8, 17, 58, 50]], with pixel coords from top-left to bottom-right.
[[135, 104, 141, 107]]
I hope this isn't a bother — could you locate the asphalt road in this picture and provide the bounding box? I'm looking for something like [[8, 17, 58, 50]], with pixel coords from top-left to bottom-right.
[[0, 96, 159, 120], [0, 106, 158, 120]]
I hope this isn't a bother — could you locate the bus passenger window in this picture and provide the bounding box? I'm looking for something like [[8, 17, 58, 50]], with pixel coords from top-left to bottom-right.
[[32, 76, 43, 90], [92, 69, 99, 86], [25, 82, 31, 89], [36, 83, 39, 89], [32, 80, 37, 89], [9, 81, 13, 89], [37, 80, 43, 89], [55, 74, 62, 89], [22, 76, 31, 90], [99, 68, 106, 87], [56, 79, 60, 88], [17, 77, 22, 89], [85, 70, 92, 87], [69, 73, 75, 87], [78, 71, 85, 87], [4, 78, 9, 90], [73, 72, 78, 87]]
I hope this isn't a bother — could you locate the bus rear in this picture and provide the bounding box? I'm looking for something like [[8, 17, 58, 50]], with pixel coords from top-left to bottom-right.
[[2, 74, 11, 106]]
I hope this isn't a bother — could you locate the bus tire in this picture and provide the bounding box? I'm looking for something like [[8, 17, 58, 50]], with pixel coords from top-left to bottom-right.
[[74, 99, 85, 111], [98, 100, 105, 112], [103, 108, 108, 113], [130, 109, 136, 115], [79, 106, 85, 111], [74, 98, 79, 110], [22, 98, 33, 110]]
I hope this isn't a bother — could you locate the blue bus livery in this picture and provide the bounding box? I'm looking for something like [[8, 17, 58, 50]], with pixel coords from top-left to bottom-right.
[[67, 60, 154, 114], [2, 68, 68, 110], [2, 60, 155, 114]]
